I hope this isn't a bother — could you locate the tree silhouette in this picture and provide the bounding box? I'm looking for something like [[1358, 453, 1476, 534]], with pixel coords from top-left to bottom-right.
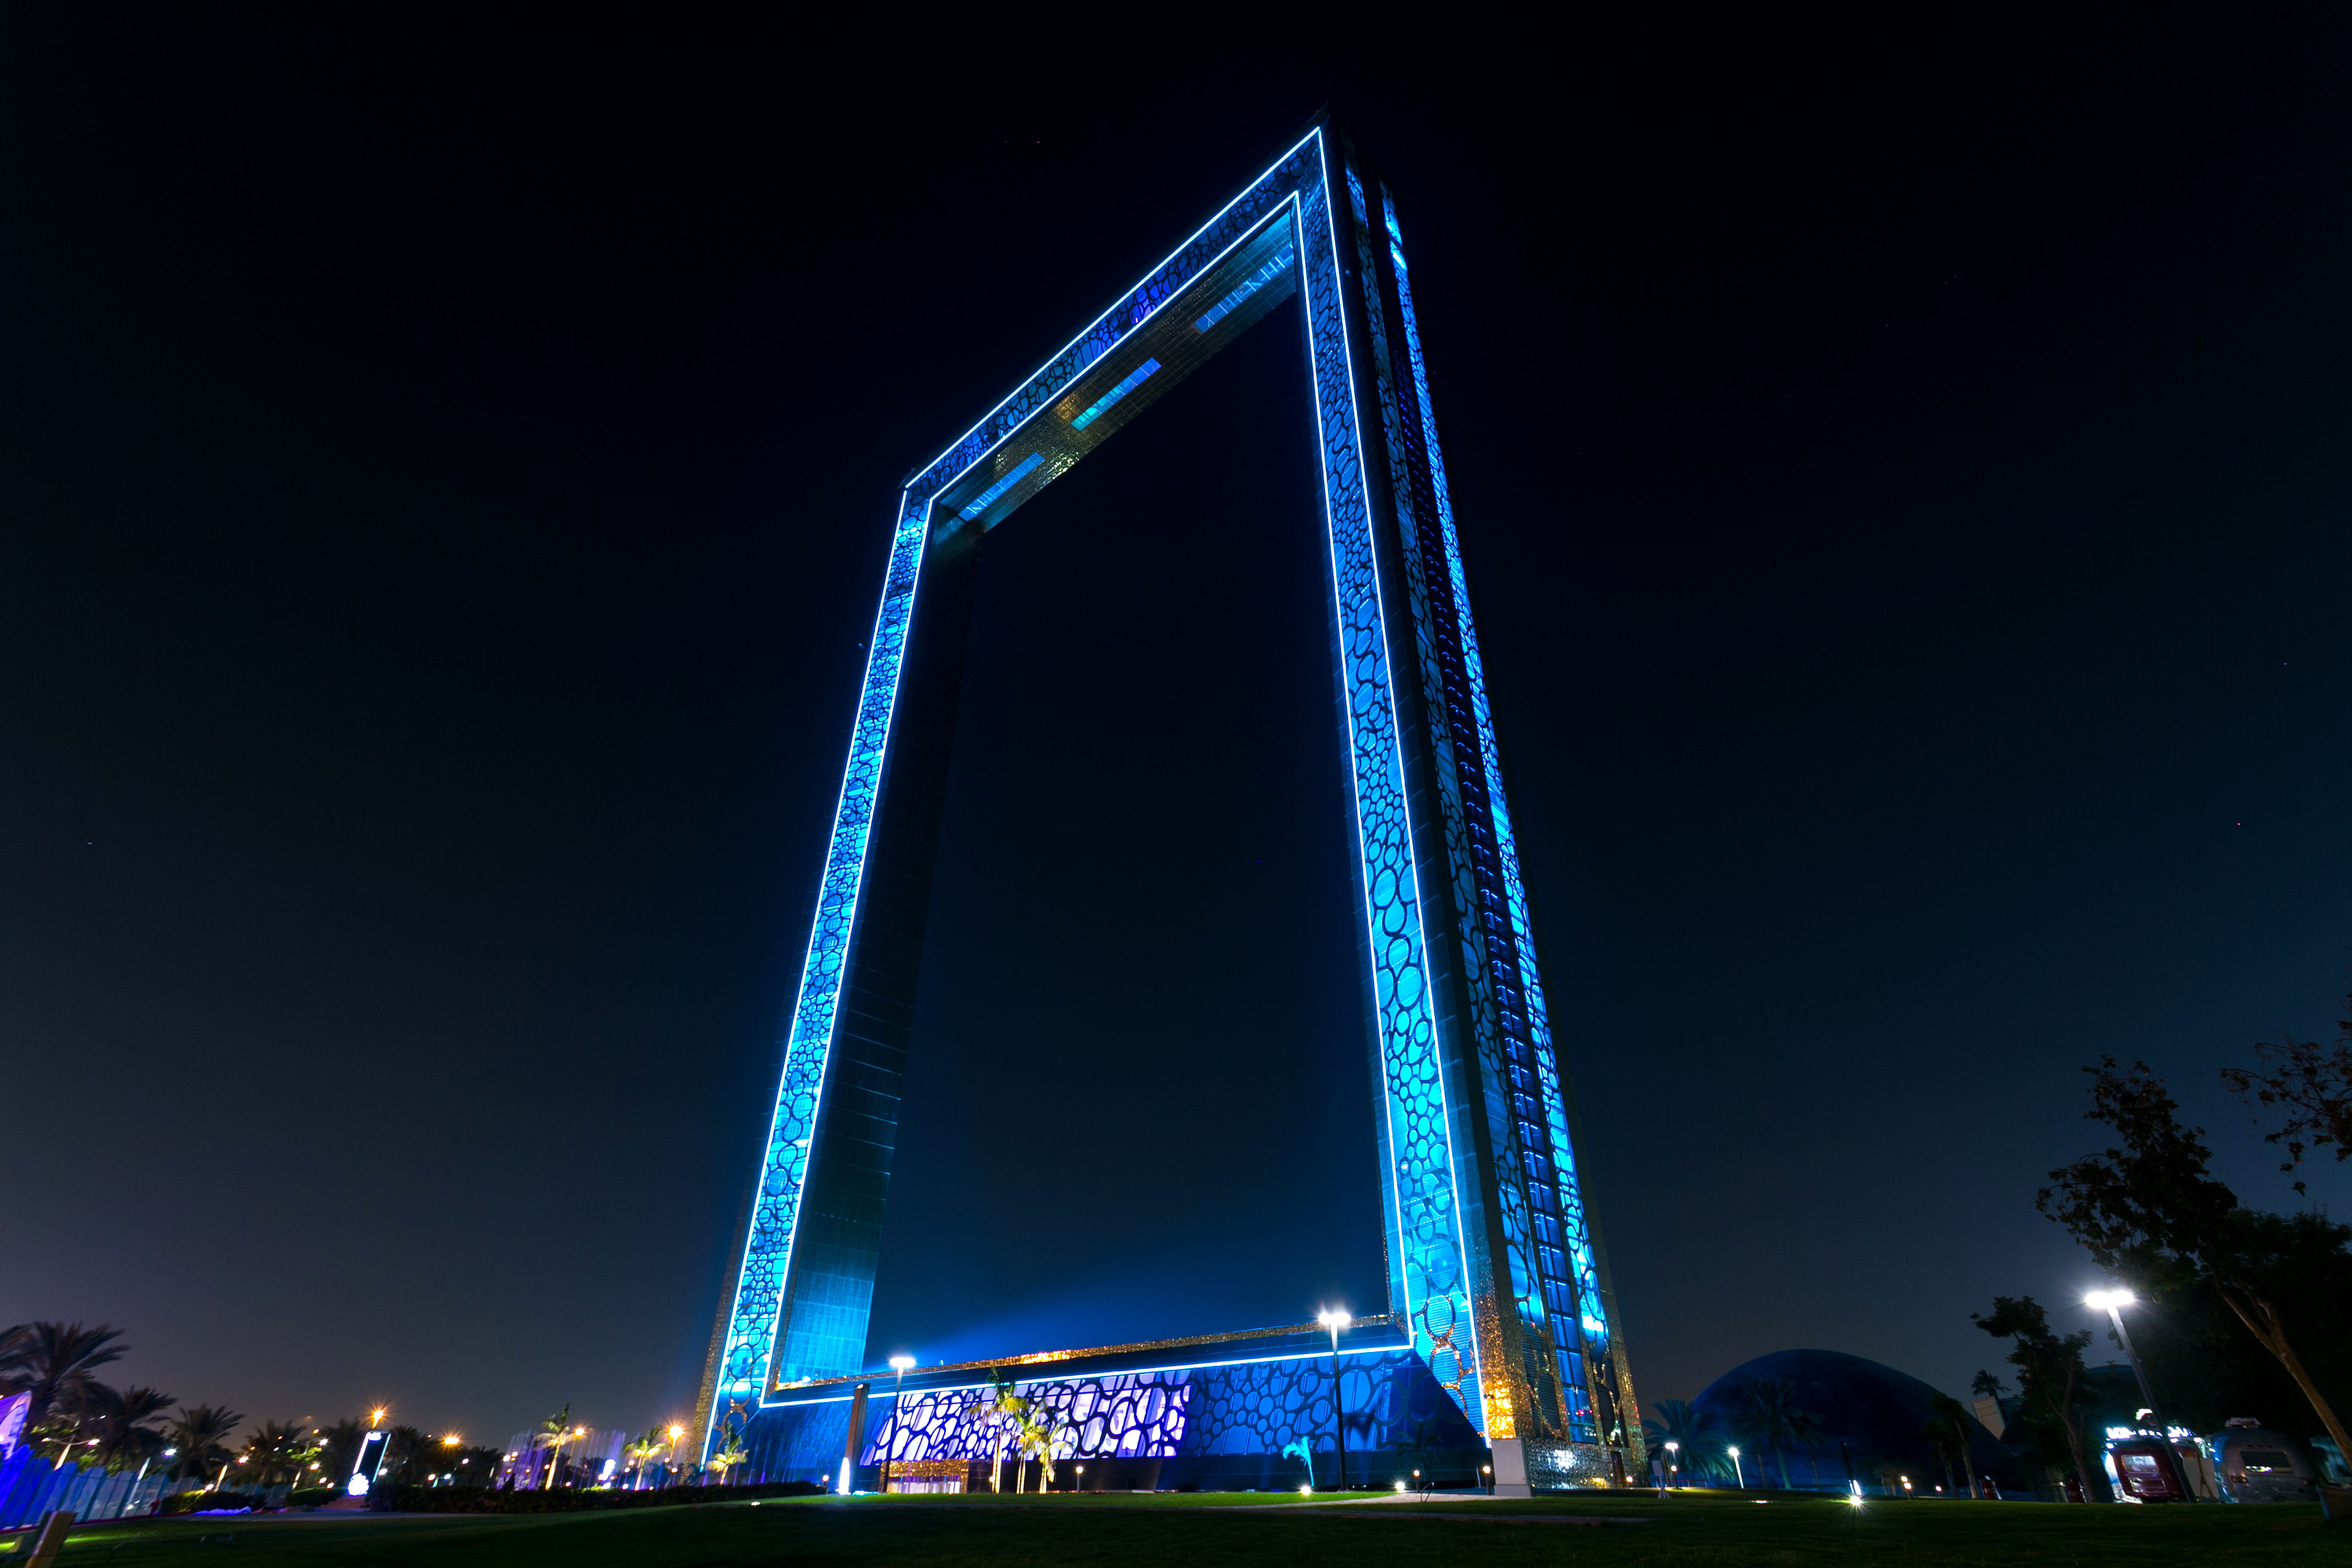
[[166, 1405, 244, 1485], [0, 1322, 127, 1426], [1972, 1296, 2092, 1492], [1730, 1378, 1821, 1489], [1642, 1398, 1727, 1482], [2222, 990, 2352, 1194], [87, 1385, 175, 1472], [2040, 1055, 2352, 1461]]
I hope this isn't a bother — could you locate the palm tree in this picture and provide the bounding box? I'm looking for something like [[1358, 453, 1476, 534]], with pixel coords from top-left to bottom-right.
[[316, 1418, 367, 1484], [243, 1419, 308, 1488], [1014, 1408, 1059, 1494], [987, 1376, 1026, 1495], [1280, 1437, 1315, 1489], [88, 1385, 176, 1472], [1921, 1401, 1970, 1498], [624, 1428, 666, 1488], [536, 1404, 574, 1488], [0, 1322, 127, 1427], [166, 1405, 244, 1486], [1731, 1378, 1823, 1490], [1641, 1398, 1726, 1483]]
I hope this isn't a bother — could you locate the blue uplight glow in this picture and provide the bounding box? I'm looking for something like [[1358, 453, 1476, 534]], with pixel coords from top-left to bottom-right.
[[1194, 245, 1297, 332], [1069, 359, 1161, 430], [957, 452, 1044, 521]]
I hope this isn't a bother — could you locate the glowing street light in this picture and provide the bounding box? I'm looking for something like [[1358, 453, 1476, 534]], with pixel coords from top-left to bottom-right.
[[1317, 1308, 1352, 1491], [885, 1355, 917, 1491], [2086, 1286, 2188, 1500], [2085, 1289, 2165, 1422], [1664, 1439, 1679, 1491], [1728, 1445, 1744, 1489]]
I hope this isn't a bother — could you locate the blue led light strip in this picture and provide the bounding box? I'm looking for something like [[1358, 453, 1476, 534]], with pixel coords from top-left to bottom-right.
[[1194, 244, 1297, 332], [957, 452, 1044, 521], [705, 491, 933, 1450], [1069, 359, 1161, 430]]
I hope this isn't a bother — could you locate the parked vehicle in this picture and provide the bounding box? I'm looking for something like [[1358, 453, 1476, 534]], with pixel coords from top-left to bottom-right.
[[2208, 1419, 2318, 1505]]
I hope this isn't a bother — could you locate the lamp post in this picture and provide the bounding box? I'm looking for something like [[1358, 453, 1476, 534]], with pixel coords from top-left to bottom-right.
[[666, 1423, 685, 1488], [886, 1356, 916, 1493], [1664, 1440, 1679, 1491], [1728, 1446, 1744, 1490], [2083, 1290, 2161, 1427], [2085, 1288, 2192, 1501], [1317, 1308, 1351, 1492]]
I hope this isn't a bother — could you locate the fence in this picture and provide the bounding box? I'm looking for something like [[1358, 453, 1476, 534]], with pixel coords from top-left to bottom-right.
[[0, 1448, 174, 1530]]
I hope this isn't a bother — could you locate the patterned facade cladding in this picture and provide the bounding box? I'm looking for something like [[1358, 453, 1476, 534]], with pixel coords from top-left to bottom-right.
[[709, 119, 1622, 1470], [1331, 152, 1519, 1436], [1299, 132, 1480, 1432], [1365, 177, 1639, 1460], [749, 1350, 1483, 1480], [1353, 169, 1567, 1440]]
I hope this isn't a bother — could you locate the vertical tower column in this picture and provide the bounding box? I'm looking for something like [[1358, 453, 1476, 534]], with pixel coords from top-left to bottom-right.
[[1321, 129, 1641, 1481]]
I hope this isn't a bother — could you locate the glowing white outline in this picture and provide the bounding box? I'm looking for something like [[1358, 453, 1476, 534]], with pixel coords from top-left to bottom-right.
[[922, 207, 1301, 529], [721, 121, 1490, 1452], [702, 489, 943, 1459], [906, 128, 1326, 490]]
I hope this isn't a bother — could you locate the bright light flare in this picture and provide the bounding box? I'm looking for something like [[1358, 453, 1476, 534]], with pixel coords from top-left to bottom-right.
[[2084, 1289, 2137, 1310], [888, 1356, 916, 1371]]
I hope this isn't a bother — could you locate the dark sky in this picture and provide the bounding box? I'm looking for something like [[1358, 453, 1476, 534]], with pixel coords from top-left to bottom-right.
[[5, 12, 2350, 1448]]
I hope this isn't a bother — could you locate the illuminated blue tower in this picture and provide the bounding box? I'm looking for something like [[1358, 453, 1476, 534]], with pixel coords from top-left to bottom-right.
[[697, 118, 1641, 1491]]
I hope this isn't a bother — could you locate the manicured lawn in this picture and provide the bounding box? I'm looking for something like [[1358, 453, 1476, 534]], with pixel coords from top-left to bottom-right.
[[15, 1489, 2339, 1566]]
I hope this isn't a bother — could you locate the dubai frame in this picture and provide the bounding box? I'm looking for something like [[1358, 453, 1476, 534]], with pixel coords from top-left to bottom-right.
[[695, 117, 1642, 1493]]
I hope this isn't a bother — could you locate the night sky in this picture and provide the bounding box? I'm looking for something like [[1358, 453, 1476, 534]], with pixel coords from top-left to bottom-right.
[[5, 13, 2349, 1448]]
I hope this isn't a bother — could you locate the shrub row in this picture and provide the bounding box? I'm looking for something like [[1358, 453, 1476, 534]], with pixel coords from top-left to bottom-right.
[[365, 1480, 826, 1514]]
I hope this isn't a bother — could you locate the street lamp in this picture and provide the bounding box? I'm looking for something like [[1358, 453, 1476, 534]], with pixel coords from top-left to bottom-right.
[[1317, 1308, 1351, 1491], [1728, 1446, 1744, 1489], [2083, 1291, 2161, 1426], [667, 1423, 685, 1488], [886, 1356, 917, 1493], [1665, 1440, 1679, 1490], [2086, 1288, 2191, 1501]]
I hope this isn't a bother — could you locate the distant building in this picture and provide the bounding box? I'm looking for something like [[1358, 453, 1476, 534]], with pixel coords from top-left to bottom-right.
[[1690, 1349, 2027, 1496]]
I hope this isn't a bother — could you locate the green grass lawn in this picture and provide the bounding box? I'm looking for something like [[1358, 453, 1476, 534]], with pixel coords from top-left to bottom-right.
[[14, 1489, 2338, 1566]]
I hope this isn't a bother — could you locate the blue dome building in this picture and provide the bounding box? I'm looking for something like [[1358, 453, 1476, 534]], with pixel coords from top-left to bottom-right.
[[1686, 1349, 2026, 1495]]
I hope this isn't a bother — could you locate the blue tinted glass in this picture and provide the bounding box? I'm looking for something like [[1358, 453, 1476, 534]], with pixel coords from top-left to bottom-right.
[[956, 452, 1044, 521], [1069, 358, 1161, 431], [1193, 245, 1297, 333]]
